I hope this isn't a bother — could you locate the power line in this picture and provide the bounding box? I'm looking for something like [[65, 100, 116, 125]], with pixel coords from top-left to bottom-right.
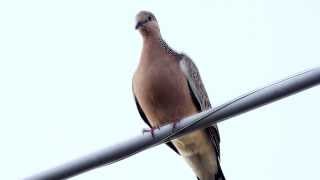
[[25, 67, 320, 180]]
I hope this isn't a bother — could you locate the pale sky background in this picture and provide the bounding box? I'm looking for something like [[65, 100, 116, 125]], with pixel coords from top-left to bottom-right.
[[0, 0, 319, 180]]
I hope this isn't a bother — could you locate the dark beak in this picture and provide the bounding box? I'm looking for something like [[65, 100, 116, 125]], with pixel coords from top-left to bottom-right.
[[135, 19, 149, 30], [135, 21, 143, 30]]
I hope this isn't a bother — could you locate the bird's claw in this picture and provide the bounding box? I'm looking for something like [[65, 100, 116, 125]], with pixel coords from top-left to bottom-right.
[[142, 126, 160, 138], [171, 121, 180, 133]]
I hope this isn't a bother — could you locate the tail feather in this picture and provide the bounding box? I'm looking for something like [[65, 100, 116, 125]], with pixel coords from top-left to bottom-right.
[[215, 159, 225, 180], [196, 161, 225, 180]]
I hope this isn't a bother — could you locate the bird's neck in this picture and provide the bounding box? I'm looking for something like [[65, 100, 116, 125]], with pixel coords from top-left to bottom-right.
[[141, 36, 179, 64]]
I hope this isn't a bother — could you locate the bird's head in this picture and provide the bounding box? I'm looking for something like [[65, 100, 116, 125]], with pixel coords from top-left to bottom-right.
[[135, 11, 160, 37]]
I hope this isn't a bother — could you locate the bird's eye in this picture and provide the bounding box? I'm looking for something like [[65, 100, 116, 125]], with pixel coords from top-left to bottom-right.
[[148, 16, 152, 21]]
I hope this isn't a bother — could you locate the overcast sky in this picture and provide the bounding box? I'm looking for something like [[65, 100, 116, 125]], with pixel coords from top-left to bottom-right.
[[0, 0, 319, 180]]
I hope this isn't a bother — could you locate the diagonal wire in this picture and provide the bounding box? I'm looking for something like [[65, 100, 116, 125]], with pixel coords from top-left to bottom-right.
[[25, 67, 320, 180]]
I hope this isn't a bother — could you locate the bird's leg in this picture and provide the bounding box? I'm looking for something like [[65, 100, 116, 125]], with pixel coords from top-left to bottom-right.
[[171, 119, 180, 133], [142, 125, 160, 138]]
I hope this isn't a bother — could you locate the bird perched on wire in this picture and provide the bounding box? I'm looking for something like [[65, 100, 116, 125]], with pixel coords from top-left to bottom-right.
[[132, 10, 225, 180]]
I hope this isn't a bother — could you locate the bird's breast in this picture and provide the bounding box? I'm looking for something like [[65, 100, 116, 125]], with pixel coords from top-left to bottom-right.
[[133, 59, 197, 127]]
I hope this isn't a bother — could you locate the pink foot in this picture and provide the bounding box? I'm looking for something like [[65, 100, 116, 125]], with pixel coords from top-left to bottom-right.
[[171, 121, 179, 132], [142, 126, 160, 138]]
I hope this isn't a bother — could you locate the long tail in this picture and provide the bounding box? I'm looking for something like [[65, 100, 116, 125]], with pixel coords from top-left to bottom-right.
[[197, 160, 225, 180], [214, 160, 225, 180]]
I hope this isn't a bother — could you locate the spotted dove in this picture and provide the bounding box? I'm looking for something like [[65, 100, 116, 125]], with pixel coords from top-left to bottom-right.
[[132, 11, 225, 180]]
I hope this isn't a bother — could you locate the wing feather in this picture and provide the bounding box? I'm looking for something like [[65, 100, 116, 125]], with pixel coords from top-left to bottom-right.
[[179, 54, 221, 157]]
